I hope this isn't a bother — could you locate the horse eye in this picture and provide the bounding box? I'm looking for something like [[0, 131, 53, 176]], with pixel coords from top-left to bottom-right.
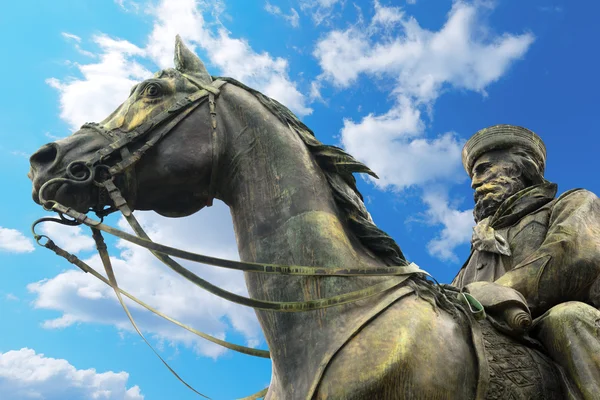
[[144, 84, 161, 97]]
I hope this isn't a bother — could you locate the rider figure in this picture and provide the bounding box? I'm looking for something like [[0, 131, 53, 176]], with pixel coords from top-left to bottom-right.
[[452, 124, 600, 399]]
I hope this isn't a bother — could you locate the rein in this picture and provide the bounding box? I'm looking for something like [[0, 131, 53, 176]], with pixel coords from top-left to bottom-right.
[[32, 78, 433, 399]]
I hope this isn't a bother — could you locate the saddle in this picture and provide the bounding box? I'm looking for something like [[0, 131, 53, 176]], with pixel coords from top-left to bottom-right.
[[463, 281, 568, 399]]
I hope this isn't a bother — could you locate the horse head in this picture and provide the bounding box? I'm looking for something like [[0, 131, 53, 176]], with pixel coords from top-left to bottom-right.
[[29, 36, 219, 217]]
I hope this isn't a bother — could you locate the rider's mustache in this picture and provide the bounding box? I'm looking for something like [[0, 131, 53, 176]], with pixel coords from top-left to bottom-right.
[[474, 176, 519, 202]]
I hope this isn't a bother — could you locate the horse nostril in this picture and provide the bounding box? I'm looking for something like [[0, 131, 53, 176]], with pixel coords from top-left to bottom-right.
[[30, 143, 58, 168]]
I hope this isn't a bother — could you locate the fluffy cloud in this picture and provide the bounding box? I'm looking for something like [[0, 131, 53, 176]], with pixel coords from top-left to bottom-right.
[[0, 348, 143, 400], [315, 1, 533, 260], [315, 2, 534, 99], [38, 223, 95, 254], [340, 97, 466, 190], [0, 227, 35, 253], [422, 188, 474, 262], [48, 0, 310, 134], [29, 203, 262, 358], [47, 35, 151, 131], [145, 0, 311, 115], [371, 0, 404, 30]]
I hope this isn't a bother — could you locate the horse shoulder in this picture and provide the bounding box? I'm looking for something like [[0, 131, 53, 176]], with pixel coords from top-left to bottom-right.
[[314, 293, 478, 400]]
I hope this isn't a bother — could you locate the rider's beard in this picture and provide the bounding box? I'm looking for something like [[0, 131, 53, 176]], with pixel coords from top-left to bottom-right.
[[473, 175, 526, 222]]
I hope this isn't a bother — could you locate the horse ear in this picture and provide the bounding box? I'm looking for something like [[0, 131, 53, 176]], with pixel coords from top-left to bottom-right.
[[174, 35, 212, 84]]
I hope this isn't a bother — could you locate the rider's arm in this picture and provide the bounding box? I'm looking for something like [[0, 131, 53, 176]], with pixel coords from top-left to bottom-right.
[[494, 189, 600, 317]]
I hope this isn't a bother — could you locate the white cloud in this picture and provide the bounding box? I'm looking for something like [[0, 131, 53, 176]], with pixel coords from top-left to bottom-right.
[[61, 32, 82, 43], [315, 2, 534, 99], [0, 227, 35, 254], [422, 188, 474, 262], [28, 203, 263, 358], [10, 150, 29, 158], [61, 31, 97, 58], [340, 97, 464, 190], [145, 0, 311, 115], [265, 2, 300, 28], [45, 131, 61, 141], [115, 0, 141, 13], [47, 34, 151, 131], [49, 0, 311, 127], [38, 223, 95, 254], [5, 293, 18, 301], [315, 1, 534, 260], [309, 80, 324, 102], [0, 348, 143, 400], [300, 0, 343, 25], [371, 0, 403, 29]]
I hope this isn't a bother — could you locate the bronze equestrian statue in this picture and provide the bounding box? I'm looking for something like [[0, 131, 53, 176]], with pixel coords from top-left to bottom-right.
[[27, 36, 598, 399], [453, 124, 600, 399]]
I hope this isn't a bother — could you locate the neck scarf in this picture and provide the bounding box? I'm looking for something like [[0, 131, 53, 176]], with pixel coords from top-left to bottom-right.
[[471, 182, 557, 255]]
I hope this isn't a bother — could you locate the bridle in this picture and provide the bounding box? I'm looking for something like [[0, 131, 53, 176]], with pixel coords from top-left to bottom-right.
[[38, 76, 225, 216], [31, 77, 453, 399]]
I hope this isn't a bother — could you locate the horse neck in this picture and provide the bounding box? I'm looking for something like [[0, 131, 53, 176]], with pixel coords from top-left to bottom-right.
[[215, 85, 392, 348], [217, 84, 389, 287]]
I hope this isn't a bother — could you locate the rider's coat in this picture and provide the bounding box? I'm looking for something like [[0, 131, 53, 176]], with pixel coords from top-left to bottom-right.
[[453, 182, 600, 316], [453, 182, 600, 399]]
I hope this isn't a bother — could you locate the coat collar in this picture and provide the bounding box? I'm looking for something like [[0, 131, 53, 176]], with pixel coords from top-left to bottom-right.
[[488, 181, 558, 229]]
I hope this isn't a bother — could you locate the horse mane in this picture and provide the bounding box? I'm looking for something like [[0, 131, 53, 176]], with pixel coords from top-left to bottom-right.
[[215, 76, 408, 268], [153, 70, 406, 267], [210, 76, 465, 317]]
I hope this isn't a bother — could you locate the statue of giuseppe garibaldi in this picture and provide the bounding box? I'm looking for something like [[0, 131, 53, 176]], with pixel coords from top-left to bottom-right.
[[452, 124, 600, 399]]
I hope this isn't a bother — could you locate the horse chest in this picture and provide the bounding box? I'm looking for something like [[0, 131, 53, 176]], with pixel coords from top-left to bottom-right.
[[312, 295, 479, 400]]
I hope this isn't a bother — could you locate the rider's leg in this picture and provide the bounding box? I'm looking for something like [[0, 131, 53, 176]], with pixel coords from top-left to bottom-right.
[[531, 301, 600, 400]]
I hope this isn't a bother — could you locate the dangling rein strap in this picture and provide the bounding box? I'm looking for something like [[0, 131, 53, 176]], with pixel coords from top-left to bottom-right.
[[36, 233, 270, 358], [90, 228, 211, 399], [36, 226, 269, 400], [50, 201, 429, 312]]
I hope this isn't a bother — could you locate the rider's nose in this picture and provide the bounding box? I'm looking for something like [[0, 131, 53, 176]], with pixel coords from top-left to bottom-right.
[[30, 143, 58, 170]]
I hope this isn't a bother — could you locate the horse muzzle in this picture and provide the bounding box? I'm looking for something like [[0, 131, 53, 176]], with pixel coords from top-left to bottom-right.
[[29, 145, 100, 212]]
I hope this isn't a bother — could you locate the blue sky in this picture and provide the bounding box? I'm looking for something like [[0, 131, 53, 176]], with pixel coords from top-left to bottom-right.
[[0, 0, 598, 399]]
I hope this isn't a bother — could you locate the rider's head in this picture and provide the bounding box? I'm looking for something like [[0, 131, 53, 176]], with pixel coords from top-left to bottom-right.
[[463, 125, 547, 222]]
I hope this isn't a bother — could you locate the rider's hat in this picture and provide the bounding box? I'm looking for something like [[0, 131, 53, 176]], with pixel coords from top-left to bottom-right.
[[462, 124, 547, 177]]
